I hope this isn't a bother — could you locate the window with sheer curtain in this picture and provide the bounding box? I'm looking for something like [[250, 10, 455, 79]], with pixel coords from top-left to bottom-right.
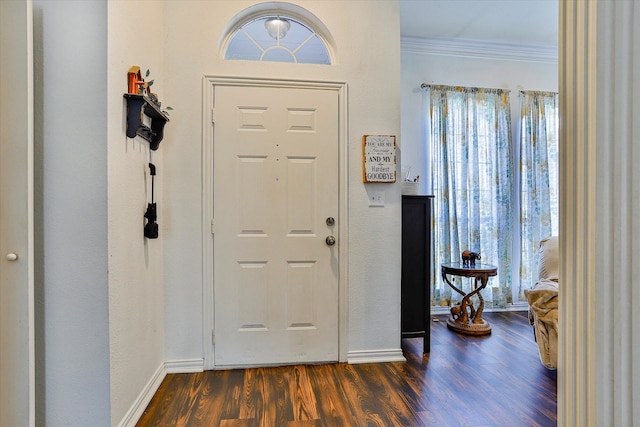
[[427, 85, 514, 309], [519, 91, 559, 299], [426, 86, 559, 309]]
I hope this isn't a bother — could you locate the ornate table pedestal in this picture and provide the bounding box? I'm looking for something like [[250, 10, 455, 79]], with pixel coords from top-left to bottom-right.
[[441, 262, 498, 336]]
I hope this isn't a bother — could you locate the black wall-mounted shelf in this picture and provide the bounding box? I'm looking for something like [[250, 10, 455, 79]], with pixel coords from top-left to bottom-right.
[[124, 93, 170, 150]]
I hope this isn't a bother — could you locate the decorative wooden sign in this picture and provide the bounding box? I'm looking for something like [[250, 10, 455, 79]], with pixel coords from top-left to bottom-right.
[[362, 135, 396, 183]]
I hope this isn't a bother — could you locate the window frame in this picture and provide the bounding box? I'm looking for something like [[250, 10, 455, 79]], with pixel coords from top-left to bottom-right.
[[219, 4, 336, 65]]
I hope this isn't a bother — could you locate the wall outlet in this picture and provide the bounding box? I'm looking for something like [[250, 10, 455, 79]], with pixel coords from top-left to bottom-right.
[[369, 191, 385, 207]]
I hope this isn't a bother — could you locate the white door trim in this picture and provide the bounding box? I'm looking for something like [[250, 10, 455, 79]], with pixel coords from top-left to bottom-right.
[[201, 76, 348, 369], [0, 0, 35, 424]]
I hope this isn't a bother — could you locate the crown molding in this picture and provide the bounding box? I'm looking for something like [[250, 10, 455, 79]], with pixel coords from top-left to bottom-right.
[[401, 36, 558, 64]]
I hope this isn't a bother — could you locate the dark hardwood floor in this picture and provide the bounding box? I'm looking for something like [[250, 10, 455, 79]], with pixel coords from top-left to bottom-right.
[[137, 311, 556, 426]]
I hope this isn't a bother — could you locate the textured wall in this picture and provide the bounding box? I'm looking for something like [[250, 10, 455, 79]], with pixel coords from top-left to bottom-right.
[[34, 0, 111, 425], [107, 1, 166, 424]]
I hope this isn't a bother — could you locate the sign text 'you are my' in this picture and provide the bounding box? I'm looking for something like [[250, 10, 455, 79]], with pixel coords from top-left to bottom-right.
[[362, 135, 396, 183]]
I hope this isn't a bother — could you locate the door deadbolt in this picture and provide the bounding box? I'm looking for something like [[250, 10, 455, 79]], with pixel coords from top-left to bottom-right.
[[326, 217, 335, 227], [325, 235, 336, 246]]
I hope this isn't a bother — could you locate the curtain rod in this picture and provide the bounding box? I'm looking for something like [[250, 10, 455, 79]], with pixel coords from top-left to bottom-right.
[[421, 83, 510, 94]]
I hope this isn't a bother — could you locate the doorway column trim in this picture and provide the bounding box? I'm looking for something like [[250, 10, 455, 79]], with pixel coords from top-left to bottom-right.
[[559, 1, 640, 425], [201, 76, 349, 369], [558, 1, 597, 425]]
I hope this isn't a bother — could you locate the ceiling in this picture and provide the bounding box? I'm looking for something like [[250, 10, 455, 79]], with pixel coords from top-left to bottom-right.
[[399, 0, 558, 48]]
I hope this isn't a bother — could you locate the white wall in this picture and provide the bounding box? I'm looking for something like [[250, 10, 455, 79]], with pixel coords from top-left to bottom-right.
[[34, 0, 111, 425], [107, 2, 165, 424], [33, 0, 168, 425], [161, 0, 403, 364]]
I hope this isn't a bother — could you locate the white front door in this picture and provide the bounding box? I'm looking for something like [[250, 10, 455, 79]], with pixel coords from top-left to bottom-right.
[[0, 0, 35, 425], [212, 84, 339, 367]]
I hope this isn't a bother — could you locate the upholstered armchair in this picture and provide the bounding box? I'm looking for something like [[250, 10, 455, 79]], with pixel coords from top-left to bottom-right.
[[524, 236, 559, 370]]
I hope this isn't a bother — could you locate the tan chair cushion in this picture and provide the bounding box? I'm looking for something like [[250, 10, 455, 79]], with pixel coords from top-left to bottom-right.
[[537, 236, 559, 281], [526, 235, 560, 370]]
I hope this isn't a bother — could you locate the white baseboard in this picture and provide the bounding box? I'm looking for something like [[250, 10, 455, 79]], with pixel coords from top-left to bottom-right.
[[347, 348, 406, 364], [117, 362, 166, 427], [165, 358, 204, 373], [117, 358, 205, 427]]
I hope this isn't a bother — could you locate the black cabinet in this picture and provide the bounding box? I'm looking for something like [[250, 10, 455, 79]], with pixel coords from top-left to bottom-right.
[[401, 195, 433, 354]]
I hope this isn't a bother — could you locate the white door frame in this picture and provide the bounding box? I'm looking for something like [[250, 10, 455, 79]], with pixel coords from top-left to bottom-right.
[[0, 0, 35, 424], [201, 76, 348, 369]]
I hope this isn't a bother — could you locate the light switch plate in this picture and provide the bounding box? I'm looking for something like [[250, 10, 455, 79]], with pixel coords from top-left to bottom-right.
[[369, 191, 385, 207]]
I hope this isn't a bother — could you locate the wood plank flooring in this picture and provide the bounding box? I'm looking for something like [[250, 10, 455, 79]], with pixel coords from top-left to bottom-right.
[[136, 311, 556, 426]]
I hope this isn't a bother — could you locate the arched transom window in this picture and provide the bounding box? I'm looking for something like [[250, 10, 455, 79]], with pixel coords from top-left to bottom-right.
[[224, 15, 332, 65]]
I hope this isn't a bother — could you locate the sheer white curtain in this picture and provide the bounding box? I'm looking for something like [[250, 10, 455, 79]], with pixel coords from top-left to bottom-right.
[[519, 91, 559, 298], [427, 85, 514, 309]]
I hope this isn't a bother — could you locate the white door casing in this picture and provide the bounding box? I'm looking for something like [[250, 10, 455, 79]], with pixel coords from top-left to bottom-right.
[[0, 0, 35, 425], [202, 77, 347, 368]]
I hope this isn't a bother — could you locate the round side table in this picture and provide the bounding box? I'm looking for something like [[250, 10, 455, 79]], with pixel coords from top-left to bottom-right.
[[441, 262, 498, 336]]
